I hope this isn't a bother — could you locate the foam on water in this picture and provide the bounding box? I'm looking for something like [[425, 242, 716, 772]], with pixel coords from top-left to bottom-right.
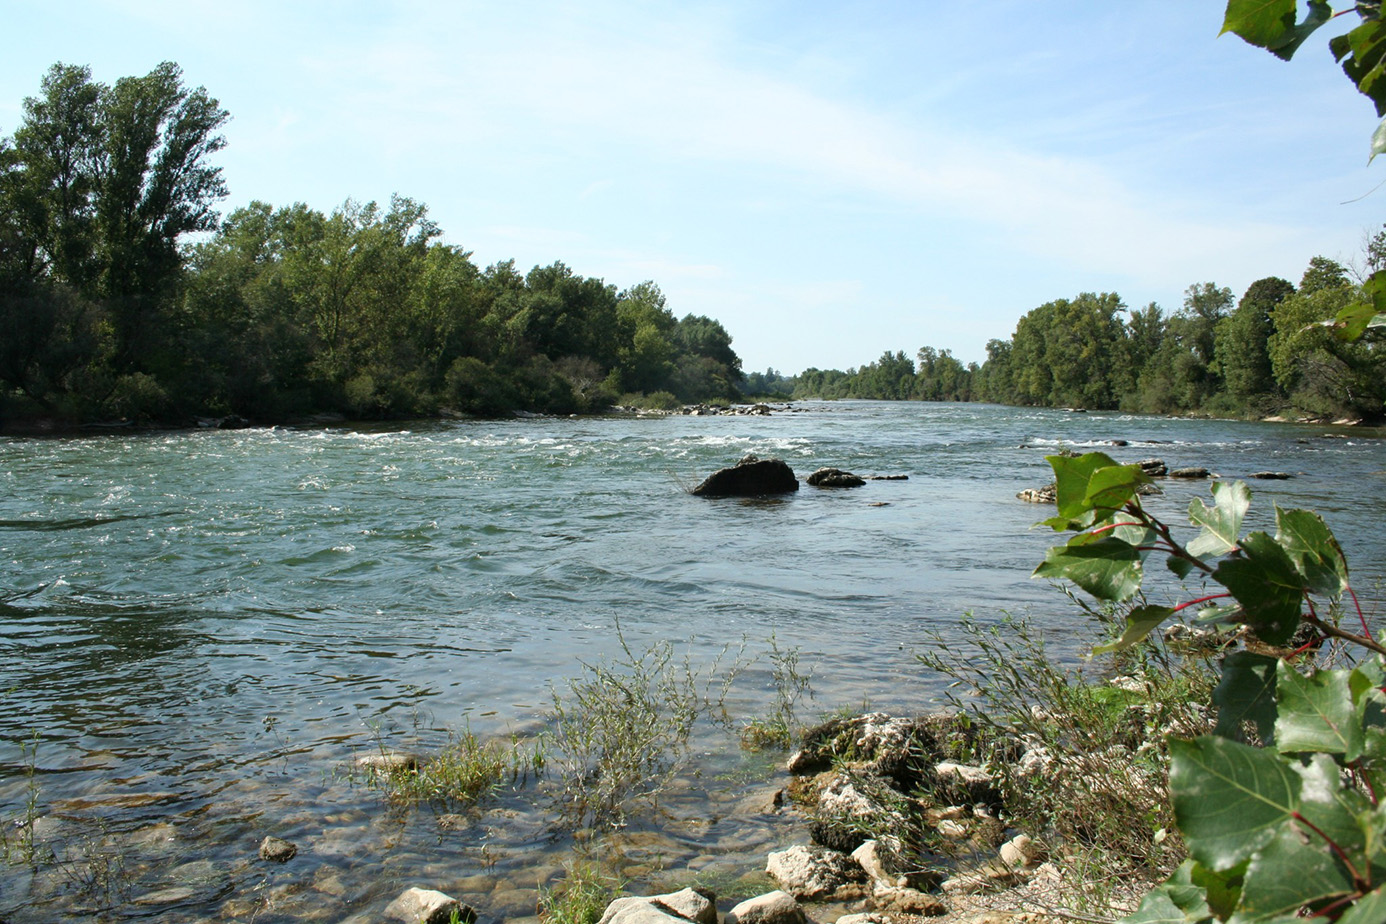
[[0, 402, 1383, 920]]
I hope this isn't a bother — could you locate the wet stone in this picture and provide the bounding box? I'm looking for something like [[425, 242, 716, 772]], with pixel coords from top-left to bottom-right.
[[221, 897, 261, 918], [260, 835, 298, 862], [454, 873, 498, 893], [437, 813, 470, 831], [125, 821, 178, 851], [312, 866, 350, 898], [133, 885, 199, 905], [488, 887, 541, 919]]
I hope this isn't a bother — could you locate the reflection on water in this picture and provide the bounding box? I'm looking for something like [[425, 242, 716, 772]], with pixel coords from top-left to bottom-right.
[[1, 402, 1384, 920]]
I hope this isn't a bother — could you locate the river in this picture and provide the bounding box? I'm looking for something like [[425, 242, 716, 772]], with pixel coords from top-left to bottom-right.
[[1, 401, 1383, 921]]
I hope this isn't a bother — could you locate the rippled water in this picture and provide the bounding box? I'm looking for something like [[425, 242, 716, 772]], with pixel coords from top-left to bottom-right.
[[1, 402, 1384, 921]]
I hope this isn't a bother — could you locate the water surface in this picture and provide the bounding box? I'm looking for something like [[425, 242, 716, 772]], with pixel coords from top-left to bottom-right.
[[1, 402, 1383, 921]]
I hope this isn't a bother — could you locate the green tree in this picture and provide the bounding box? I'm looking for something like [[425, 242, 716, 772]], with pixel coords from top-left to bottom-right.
[[671, 314, 743, 401], [1214, 276, 1295, 405], [612, 281, 677, 394], [1007, 292, 1129, 409], [1268, 265, 1385, 419], [9, 63, 103, 293]]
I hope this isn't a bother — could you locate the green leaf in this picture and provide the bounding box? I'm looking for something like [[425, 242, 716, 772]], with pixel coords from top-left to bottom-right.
[[1333, 19, 1386, 116], [1120, 860, 1227, 924], [1327, 270, 1386, 340], [1293, 752, 1372, 854], [1236, 757, 1375, 918], [1168, 556, 1195, 579], [1190, 859, 1246, 921], [1351, 662, 1386, 759], [1275, 664, 1364, 758], [1212, 532, 1306, 646], [1170, 736, 1301, 870], [1049, 452, 1120, 520], [1094, 605, 1176, 655], [1339, 886, 1386, 924], [1356, 801, 1386, 873], [1274, 506, 1349, 598], [1213, 651, 1279, 743], [1121, 883, 1213, 923], [1371, 115, 1386, 163], [1222, 0, 1332, 61], [1084, 463, 1153, 515], [1195, 603, 1244, 624], [1240, 821, 1354, 918], [1188, 481, 1251, 559], [1034, 535, 1143, 602]]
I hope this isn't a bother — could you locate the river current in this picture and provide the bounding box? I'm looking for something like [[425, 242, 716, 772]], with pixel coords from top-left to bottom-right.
[[1, 401, 1383, 921]]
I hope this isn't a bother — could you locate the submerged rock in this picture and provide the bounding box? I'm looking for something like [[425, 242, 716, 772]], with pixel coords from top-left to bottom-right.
[[1250, 471, 1293, 479], [258, 835, 297, 863], [356, 752, 419, 773], [692, 455, 799, 497]]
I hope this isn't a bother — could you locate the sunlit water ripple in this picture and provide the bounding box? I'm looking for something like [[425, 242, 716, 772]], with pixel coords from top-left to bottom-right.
[[1, 401, 1383, 921]]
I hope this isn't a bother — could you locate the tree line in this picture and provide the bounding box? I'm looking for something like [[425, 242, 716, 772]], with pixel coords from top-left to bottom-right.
[[0, 62, 744, 426], [778, 253, 1386, 422]]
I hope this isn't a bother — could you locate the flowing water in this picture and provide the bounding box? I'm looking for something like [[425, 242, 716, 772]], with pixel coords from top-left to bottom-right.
[[1, 401, 1384, 921]]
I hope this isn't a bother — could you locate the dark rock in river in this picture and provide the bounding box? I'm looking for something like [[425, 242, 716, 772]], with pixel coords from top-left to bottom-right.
[[807, 468, 866, 488], [692, 455, 799, 497], [1251, 471, 1293, 480], [1137, 458, 1167, 477], [1169, 467, 1210, 479]]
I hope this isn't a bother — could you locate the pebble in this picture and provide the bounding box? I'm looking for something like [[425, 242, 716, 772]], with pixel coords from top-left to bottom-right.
[[259, 835, 298, 862]]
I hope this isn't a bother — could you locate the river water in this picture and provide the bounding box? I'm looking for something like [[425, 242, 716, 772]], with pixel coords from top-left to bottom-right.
[[1, 401, 1383, 921]]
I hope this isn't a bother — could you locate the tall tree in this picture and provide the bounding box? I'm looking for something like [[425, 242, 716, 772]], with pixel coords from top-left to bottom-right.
[[1214, 276, 1294, 403], [6, 61, 229, 373]]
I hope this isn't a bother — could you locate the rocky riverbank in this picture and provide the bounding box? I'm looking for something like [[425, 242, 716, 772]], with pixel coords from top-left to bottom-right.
[[350, 686, 1205, 924]]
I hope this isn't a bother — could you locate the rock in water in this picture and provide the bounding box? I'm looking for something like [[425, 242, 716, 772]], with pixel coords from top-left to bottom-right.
[[806, 467, 866, 488], [384, 887, 474, 924], [691, 455, 799, 497], [258, 835, 297, 862], [1016, 484, 1056, 504]]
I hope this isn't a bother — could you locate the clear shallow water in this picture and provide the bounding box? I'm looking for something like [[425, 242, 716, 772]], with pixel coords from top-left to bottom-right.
[[1, 401, 1384, 921]]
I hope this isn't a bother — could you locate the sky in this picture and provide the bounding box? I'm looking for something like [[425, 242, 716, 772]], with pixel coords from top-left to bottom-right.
[[1, 1, 1382, 375]]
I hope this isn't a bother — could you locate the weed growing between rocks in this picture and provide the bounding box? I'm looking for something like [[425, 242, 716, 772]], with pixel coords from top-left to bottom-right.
[[739, 635, 813, 751], [0, 732, 43, 867], [52, 828, 132, 914], [917, 611, 1216, 906], [360, 726, 546, 808], [547, 628, 725, 829], [538, 859, 624, 924]]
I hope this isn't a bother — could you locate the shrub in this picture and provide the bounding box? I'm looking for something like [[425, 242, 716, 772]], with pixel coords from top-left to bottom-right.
[[1032, 451, 1384, 922]]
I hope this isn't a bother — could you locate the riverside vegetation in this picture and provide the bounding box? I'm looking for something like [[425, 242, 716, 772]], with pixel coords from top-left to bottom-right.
[[0, 64, 746, 429], [292, 453, 1386, 923], [6, 46, 1386, 432]]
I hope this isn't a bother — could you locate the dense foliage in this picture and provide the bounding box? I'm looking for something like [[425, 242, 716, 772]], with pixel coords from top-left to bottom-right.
[[787, 260, 1386, 422], [0, 63, 744, 426], [1036, 453, 1386, 921]]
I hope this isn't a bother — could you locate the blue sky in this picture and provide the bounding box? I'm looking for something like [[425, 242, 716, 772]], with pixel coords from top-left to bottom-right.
[[2, 1, 1381, 374]]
